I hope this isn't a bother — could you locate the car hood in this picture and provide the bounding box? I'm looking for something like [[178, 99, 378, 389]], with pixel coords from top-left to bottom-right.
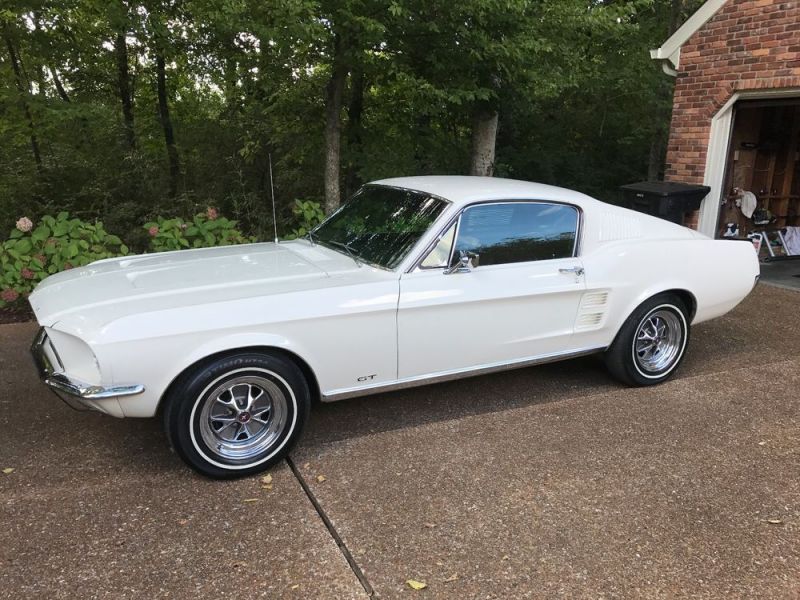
[[29, 241, 367, 328]]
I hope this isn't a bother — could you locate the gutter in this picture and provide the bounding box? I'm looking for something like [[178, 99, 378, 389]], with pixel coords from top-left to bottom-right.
[[651, 55, 679, 77]]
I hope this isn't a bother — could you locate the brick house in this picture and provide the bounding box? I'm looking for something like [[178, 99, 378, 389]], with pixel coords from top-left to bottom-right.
[[651, 0, 800, 238]]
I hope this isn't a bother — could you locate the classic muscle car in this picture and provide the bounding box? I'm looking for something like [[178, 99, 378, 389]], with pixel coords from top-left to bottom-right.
[[30, 176, 760, 477]]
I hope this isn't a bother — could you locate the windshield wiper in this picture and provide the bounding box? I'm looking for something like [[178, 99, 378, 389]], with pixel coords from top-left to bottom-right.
[[326, 240, 362, 268], [304, 230, 317, 246]]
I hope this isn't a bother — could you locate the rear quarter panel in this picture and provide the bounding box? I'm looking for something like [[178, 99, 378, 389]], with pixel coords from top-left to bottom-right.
[[575, 238, 759, 350]]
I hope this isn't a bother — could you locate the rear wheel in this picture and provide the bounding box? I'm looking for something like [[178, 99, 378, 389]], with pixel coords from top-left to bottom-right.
[[163, 351, 310, 478], [605, 294, 690, 386]]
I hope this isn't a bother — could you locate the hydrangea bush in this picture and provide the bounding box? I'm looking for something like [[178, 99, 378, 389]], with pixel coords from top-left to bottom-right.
[[145, 207, 255, 252], [0, 212, 129, 308], [0, 203, 316, 310]]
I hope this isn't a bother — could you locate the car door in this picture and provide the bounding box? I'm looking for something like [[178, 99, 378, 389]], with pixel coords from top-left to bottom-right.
[[397, 201, 586, 380]]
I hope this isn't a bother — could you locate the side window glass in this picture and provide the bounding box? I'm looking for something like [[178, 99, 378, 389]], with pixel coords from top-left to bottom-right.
[[452, 203, 578, 267], [420, 222, 456, 268]]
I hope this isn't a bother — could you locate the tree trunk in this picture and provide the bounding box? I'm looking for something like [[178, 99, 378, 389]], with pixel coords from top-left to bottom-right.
[[115, 30, 136, 149], [224, 53, 239, 112], [323, 34, 347, 214], [49, 67, 70, 102], [32, 13, 47, 95], [469, 108, 499, 177], [156, 51, 180, 197], [4, 28, 42, 173], [668, 0, 683, 36], [344, 66, 365, 198], [647, 134, 663, 181], [413, 113, 432, 173]]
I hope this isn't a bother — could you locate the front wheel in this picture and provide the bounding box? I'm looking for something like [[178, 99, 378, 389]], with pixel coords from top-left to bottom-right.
[[604, 294, 690, 386], [163, 352, 310, 478]]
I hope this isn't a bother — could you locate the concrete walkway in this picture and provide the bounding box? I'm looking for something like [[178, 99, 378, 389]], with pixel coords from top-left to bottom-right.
[[1, 285, 798, 599], [760, 259, 800, 291]]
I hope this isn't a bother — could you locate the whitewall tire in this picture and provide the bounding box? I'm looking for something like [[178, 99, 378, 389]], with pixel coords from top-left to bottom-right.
[[605, 294, 690, 387], [163, 351, 310, 478]]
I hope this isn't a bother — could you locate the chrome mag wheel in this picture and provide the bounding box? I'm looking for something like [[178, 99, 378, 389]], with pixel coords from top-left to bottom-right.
[[633, 308, 684, 374], [198, 375, 288, 463]]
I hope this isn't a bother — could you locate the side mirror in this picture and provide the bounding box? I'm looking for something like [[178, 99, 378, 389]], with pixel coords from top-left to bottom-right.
[[444, 250, 479, 275]]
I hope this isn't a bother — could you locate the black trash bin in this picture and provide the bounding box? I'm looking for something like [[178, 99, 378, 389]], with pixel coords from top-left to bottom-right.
[[619, 181, 710, 224]]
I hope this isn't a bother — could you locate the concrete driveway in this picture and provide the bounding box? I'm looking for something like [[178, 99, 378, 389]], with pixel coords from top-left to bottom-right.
[[1, 285, 798, 599]]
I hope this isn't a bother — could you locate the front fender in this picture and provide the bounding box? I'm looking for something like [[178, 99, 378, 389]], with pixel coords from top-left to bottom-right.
[[97, 330, 322, 418]]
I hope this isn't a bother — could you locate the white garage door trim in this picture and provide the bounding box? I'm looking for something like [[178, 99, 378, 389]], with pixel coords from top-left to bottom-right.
[[700, 88, 800, 238]]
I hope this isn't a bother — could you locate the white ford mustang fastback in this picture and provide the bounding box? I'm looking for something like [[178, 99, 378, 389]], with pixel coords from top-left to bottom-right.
[[30, 176, 759, 477]]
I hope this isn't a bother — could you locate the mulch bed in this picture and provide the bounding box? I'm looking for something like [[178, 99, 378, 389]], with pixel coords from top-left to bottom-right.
[[0, 304, 35, 325]]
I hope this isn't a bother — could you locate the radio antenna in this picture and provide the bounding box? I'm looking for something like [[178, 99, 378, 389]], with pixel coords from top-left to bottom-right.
[[268, 153, 279, 244]]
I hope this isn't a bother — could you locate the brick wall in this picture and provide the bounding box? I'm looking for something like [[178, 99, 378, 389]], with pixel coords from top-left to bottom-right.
[[663, 0, 800, 228]]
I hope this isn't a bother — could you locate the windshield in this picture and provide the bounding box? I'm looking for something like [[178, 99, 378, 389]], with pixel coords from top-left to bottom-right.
[[312, 185, 448, 270]]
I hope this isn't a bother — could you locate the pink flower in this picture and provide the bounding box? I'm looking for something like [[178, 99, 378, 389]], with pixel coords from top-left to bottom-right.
[[180, 223, 188, 230], [15, 217, 33, 233], [63, 262, 74, 270], [0, 289, 19, 303], [206, 207, 218, 221], [33, 254, 46, 265], [148, 225, 159, 237], [21, 268, 35, 280]]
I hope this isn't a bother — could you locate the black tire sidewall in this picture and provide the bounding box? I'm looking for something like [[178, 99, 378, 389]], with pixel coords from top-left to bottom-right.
[[165, 352, 310, 478], [607, 294, 690, 386]]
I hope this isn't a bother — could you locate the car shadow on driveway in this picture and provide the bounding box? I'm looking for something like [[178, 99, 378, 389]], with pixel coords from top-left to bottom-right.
[[303, 356, 616, 448]]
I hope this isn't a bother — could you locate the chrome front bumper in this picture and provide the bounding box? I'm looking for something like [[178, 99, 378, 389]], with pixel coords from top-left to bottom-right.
[[30, 328, 144, 410]]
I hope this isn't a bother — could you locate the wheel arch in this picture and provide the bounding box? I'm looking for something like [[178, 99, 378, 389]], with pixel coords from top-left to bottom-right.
[[631, 287, 696, 323], [156, 345, 321, 416], [609, 287, 697, 349], [664, 288, 697, 322]]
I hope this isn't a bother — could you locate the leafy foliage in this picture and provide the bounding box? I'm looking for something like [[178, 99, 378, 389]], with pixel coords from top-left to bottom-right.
[[0, 207, 261, 306], [0, 0, 703, 249], [0, 213, 128, 307], [144, 209, 255, 252], [285, 200, 326, 240]]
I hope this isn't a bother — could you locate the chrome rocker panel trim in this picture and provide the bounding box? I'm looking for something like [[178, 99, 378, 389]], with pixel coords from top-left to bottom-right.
[[30, 328, 145, 401], [322, 345, 606, 402]]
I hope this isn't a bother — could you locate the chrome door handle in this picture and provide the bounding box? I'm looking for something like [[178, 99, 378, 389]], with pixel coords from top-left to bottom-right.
[[559, 266, 585, 276]]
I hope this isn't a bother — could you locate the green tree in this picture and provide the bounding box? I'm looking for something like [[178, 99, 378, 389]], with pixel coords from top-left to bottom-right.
[[0, 0, 693, 245]]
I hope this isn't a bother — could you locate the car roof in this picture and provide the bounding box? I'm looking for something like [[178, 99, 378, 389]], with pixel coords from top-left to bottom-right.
[[371, 176, 599, 208]]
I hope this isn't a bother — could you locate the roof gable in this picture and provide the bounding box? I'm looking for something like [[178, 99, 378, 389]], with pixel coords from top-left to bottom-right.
[[650, 0, 729, 73]]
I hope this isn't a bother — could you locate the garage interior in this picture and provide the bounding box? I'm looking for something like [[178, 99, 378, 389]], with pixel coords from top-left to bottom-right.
[[718, 98, 800, 288]]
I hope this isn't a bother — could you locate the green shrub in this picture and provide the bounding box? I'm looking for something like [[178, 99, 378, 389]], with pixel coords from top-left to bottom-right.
[[285, 199, 325, 240], [0, 213, 129, 307], [0, 207, 259, 309], [144, 207, 255, 253]]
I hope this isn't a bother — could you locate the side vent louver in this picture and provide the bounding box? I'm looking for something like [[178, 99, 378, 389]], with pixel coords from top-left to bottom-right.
[[575, 291, 610, 331], [599, 212, 643, 242]]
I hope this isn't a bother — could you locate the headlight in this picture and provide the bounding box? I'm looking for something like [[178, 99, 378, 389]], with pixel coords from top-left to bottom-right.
[[45, 327, 102, 384]]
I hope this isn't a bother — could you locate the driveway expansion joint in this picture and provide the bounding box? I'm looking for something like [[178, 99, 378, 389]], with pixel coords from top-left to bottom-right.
[[286, 456, 376, 598]]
